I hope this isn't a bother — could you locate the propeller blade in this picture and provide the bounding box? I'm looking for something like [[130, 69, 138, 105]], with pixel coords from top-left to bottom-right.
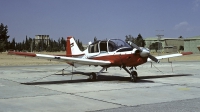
[[128, 41, 142, 51], [149, 54, 159, 63]]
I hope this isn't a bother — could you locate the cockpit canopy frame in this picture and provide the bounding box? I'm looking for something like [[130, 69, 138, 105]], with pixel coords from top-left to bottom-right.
[[88, 39, 133, 53]]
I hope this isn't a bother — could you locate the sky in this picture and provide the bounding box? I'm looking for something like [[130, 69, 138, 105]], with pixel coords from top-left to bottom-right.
[[0, 0, 200, 44]]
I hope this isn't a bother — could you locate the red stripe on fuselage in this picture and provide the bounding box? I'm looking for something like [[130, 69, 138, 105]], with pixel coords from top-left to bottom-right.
[[91, 54, 147, 67]]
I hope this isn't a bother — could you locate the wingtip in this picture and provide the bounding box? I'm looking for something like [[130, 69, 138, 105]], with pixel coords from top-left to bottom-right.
[[7, 51, 36, 57], [181, 52, 193, 55], [7, 50, 15, 55]]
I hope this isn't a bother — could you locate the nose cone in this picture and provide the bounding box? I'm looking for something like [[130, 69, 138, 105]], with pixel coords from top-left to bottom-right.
[[140, 49, 150, 57]]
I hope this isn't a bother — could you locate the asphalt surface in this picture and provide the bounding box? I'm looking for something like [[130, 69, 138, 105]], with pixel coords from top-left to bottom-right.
[[0, 61, 200, 112]]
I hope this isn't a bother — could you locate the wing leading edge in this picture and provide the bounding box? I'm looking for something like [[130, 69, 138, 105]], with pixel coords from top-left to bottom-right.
[[147, 52, 193, 62], [8, 51, 111, 66]]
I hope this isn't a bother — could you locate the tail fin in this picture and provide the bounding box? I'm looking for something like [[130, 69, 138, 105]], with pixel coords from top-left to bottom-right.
[[66, 36, 84, 57]]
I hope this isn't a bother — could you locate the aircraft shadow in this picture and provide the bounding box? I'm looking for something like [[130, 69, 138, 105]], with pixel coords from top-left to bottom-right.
[[54, 71, 108, 76], [139, 74, 192, 79], [21, 73, 192, 85]]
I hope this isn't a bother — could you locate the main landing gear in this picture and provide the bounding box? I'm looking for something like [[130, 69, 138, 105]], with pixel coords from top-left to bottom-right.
[[89, 72, 97, 81], [88, 67, 107, 81], [123, 67, 138, 82], [88, 66, 138, 82]]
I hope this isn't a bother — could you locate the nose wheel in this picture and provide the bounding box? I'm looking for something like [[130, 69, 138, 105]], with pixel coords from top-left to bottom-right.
[[123, 67, 138, 82], [131, 71, 138, 82]]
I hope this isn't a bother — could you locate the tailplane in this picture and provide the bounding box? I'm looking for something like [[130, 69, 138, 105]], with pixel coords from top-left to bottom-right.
[[66, 36, 84, 57]]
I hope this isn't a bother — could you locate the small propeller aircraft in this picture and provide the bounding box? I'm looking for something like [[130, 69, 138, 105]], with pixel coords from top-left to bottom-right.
[[8, 36, 192, 82]]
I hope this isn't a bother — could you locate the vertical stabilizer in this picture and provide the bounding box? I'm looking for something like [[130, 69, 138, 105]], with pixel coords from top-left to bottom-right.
[[66, 36, 84, 57]]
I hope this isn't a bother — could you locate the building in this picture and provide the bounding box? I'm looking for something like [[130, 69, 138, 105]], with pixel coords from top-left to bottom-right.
[[144, 37, 184, 53], [35, 35, 50, 45], [184, 36, 200, 53]]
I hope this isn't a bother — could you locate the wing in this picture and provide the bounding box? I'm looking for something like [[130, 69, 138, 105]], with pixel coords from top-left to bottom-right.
[[8, 51, 111, 66], [147, 52, 193, 62]]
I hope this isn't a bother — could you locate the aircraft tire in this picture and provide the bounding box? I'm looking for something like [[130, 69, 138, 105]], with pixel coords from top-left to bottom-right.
[[131, 71, 138, 82], [89, 72, 96, 81]]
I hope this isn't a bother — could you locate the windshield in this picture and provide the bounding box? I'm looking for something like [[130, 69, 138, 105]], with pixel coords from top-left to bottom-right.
[[108, 39, 132, 52]]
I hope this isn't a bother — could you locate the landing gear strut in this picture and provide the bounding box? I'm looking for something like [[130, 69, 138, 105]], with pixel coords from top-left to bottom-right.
[[123, 67, 138, 82]]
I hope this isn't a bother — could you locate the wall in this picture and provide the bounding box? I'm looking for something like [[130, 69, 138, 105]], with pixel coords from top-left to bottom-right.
[[184, 39, 200, 53]]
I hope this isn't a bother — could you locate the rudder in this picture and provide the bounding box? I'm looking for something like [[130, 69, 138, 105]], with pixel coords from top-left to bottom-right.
[[66, 36, 84, 57]]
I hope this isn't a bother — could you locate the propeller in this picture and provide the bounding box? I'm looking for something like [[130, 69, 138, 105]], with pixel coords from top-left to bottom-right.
[[148, 54, 159, 63], [128, 41, 159, 63]]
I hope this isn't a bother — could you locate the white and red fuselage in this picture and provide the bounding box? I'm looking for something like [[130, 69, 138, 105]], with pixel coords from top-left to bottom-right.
[[66, 36, 150, 67]]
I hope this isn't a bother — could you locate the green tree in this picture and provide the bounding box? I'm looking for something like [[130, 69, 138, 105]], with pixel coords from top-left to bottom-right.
[[76, 39, 84, 51], [46, 39, 53, 52], [22, 41, 25, 51], [10, 38, 16, 50], [179, 45, 184, 51], [149, 42, 162, 52], [25, 36, 28, 50], [16, 42, 23, 51], [61, 37, 66, 51], [32, 38, 36, 52], [28, 37, 33, 52], [125, 35, 135, 43], [125, 34, 145, 47], [135, 34, 145, 47], [0, 23, 10, 52]]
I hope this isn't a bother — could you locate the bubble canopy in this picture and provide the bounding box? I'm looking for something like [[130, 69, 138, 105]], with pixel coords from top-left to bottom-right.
[[88, 39, 133, 53]]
